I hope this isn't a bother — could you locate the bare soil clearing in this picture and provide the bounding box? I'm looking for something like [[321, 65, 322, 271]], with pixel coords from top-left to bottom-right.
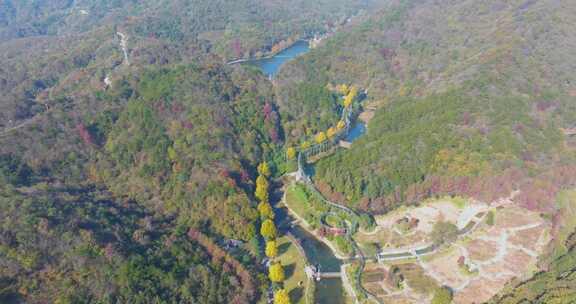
[[356, 197, 550, 304]]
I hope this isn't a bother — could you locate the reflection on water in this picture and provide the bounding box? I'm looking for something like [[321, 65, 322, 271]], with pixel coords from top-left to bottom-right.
[[291, 226, 341, 272], [290, 226, 346, 304], [249, 40, 310, 78], [316, 278, 347, 304]]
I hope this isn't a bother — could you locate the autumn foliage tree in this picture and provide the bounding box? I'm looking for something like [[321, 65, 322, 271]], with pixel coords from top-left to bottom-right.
[[269, 262, 285, 283], [327, 127, 336, 138], [274, 289, 291, 304], [343, 85, 358, 108], [258, 162, 271, 177], [286, 147, 296, 160], [255, 175, 269, 202], [258, 201, 275, 219], [76, 123, 94, 145], [337, 84, 350, 95], [188, 229, 256, 300], [315, 132, 327, 144], [265, 240, 278, 258], [260, 219, 277, 239]]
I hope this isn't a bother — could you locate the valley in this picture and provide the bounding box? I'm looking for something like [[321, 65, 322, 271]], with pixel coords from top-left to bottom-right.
[[1, 1, 576, 304]]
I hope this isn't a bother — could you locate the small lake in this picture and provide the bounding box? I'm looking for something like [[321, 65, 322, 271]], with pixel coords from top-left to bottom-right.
[[345, 122, 366, 143], [247, 40, 310, 78]]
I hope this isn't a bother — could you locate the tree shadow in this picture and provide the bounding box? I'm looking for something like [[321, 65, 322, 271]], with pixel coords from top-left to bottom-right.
[[289, 286, 304, 304], [278, 241, 291, 256], [284, 262, 296, 280]]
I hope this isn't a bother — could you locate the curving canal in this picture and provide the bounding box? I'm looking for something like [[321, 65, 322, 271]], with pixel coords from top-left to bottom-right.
[[255, 40, 368, 304]]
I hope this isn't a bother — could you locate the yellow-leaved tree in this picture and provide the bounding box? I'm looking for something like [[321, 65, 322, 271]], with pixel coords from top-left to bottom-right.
[[344, 85, 358, 107], [258, 201, 275, 219], [265, 240, 278, 258], [260, 219, 277, 239], [337, 84, 350, 95], [255, 175, 269, 202], [269, 262, 285, 283], [315, 132, 327, 144], [258, 162, 271, 177], [286, 147, 296, 160], [274, 289, 291, 304], [327, 127, 336, 138], [301, 141, 310, 150]]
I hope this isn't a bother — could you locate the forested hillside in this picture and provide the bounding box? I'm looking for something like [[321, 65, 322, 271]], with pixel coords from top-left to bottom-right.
[[278, 0, 576, 212], [274, 0, 576, 301], [2, 0, 576, 302], [0, 0, 378, 128], [0, 57, 276, 303], [0, 0, 379, 302], [0, 0, 376, 58]]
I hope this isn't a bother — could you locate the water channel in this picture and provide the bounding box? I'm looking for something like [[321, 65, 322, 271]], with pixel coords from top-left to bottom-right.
[[252, 40, 366, 304], [291, 226, 347, 304]]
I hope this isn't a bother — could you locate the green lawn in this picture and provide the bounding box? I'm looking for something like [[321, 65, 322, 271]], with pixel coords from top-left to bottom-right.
[[285, 183, 314, 220], [277, 235, 309, 304], [284, 183, 329, 229]]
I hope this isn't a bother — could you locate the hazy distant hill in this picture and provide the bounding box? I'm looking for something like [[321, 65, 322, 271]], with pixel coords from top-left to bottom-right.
[[278, 0, 576, 212]]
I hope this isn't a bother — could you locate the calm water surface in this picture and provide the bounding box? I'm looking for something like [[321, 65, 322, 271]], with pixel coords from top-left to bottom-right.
[[248, 40, 310, 78], [290, 226, 347, 304], [345, 122, 366, 143]]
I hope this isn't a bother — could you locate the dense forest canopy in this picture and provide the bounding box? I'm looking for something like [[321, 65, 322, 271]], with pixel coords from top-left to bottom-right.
[[0, 0, 382, 302], [1, 0, 576, 303], [277, 0, 576, 212]]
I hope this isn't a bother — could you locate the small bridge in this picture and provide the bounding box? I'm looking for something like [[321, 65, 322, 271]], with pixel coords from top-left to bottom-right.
[[305, 264, 342, 280]]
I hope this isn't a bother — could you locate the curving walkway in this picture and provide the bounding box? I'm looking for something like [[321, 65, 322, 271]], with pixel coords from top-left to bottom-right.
[[377, 211, 488, 262], [117, 32, 130, 66], [289, 99, 382, 304]]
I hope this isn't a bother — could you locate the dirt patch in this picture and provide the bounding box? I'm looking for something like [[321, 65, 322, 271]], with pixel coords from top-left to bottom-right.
[[381, 294, 415, 304], [397, 263, 439, 295], [359, 110, 375, 123], [363, 270, 386, 283], [364, 282, 387, 296], [466, 239, 499, 262], [494, 207, 541, 228], [455, 277, 509, 304], [425, 249, 469, 287], [362, 263, 396, 296], [509, 225, 545, 250], [502, 249, 534, 274], [372, 200, 550, 304]]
